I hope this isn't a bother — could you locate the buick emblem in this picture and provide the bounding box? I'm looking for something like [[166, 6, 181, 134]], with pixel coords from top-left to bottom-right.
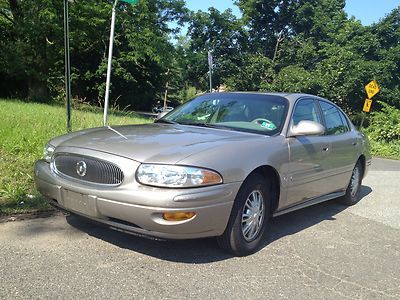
[[76, 161, 87, 177]]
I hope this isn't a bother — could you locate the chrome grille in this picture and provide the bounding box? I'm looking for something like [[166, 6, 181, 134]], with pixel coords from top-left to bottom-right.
[[53, 154, 124, 185]]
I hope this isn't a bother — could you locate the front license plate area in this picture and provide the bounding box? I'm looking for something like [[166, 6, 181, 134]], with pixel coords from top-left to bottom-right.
[[62, 189, 98, 217]]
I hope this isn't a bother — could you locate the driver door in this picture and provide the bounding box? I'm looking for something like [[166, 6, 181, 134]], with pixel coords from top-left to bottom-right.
[[284, 98, 332, 208]]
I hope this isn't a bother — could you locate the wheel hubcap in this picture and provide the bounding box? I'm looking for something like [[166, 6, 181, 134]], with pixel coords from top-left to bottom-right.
[[241, 190, 265, 242], [350, 166, 360, 197]]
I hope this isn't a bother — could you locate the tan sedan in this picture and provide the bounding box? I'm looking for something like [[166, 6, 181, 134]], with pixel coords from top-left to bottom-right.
[[35, 92, 371, 256]]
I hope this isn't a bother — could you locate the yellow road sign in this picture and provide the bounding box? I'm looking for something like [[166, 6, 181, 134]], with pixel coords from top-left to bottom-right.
[[363, 99, 373, 112], [365, 80, 380, 99]]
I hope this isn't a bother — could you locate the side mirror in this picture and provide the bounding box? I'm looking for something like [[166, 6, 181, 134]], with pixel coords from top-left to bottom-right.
[[289, 120, 325, 137]]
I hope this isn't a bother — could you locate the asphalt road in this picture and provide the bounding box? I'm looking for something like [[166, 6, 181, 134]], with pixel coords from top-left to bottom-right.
[[0, 158, 399, 299]]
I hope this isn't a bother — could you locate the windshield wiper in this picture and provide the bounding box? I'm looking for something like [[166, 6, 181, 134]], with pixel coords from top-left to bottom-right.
[[177, 121, 214, 127], [177, 121, 235, 130], [155, 119, 177, 124], [157, 120, 236, 131]]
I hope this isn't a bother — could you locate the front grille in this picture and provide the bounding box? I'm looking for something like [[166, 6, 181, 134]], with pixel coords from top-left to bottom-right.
[[53, 154, 124, 185]]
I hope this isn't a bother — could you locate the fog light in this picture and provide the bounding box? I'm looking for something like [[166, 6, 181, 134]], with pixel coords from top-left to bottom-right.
[[163, 212, 196, 221]]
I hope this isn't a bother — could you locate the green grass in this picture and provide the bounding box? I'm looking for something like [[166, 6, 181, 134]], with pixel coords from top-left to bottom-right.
[[368, 139, 400, 160], [0, 99, 151, 215]]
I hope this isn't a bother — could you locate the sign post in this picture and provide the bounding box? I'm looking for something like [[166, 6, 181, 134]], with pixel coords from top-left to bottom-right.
[[103, 0, 139, 126], [208, 51, 213, 93], [360, 80, 380, 127]]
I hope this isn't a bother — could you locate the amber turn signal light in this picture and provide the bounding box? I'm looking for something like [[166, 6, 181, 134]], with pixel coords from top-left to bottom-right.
[[163, 212, 196, 221]]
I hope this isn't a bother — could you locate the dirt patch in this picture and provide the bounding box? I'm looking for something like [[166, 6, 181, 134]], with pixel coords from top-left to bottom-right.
[[0, 209, 63, 223]]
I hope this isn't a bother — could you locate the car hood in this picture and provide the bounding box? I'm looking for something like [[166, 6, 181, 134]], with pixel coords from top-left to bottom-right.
[[57, 124, 264, 164]]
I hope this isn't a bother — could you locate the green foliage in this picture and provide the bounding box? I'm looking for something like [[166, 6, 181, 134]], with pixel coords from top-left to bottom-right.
[[226, 54, 273, 91], [368, 139, 400, 159], [264, 65, 319, 93], [0, 0, 62, 100], [370, 8, 400, 108], [175, 85, 201, 103], [367, 102, 400, 143], [0, 0, 399, 113], [0, 0, 188, 109], [185, 7, 247, 90], [361, 102, 400, 159], [0, 99, 150, 215]]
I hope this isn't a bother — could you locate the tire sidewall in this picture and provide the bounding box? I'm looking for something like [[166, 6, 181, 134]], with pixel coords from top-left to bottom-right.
[[342, 161, 363, 205], [223, 173, 271, 256]]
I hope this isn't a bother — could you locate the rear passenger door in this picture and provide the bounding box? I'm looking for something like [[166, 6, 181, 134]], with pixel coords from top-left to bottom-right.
[[318, 100, 359, 191]]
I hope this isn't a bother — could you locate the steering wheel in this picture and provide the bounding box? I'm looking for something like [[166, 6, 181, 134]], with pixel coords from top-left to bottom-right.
[[251, 118, 276, 130]]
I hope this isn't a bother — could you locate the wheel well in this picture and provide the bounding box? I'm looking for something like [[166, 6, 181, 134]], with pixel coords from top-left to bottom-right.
[[250, 166, 280, 214]]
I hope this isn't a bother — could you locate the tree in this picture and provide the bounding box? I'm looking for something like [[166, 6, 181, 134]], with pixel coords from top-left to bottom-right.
[[225, 54, 273, 91], [0, 0, 63, 100], [187, 7, 247, 90], [70, 0, 189, 109], [0, 0, 189, 109], [0, 0, 399, 114], [235, 0, 283, 57], [370, 7, 400, 108]]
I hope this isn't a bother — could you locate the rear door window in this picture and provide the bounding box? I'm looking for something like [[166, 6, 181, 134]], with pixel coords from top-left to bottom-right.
[[319, 101, 349, 135]]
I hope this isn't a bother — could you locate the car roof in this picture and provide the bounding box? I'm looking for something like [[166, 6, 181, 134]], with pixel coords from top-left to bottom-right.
[[204, 92, 326, 104]]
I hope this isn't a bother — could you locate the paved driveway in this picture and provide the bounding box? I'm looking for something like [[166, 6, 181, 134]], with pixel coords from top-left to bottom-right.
[[0, 158, 399, 299]]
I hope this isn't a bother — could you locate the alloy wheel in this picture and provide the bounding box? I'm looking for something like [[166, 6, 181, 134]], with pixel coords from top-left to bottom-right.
[[241, 190, 265, 242], [350, 165, 361, 197]]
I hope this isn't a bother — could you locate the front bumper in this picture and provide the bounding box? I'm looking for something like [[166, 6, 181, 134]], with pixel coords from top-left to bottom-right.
[[34, 159, 241, 239]]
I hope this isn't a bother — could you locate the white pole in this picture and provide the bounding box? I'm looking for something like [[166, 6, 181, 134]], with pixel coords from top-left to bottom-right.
[[103, 0, 118, 126], [208, 51, 213, 93], [209, 65, 212, 93]]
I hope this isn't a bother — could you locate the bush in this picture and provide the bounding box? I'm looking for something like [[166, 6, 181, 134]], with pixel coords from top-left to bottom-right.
[[367, 101, 400, 143], [364, 101, 400, 159]]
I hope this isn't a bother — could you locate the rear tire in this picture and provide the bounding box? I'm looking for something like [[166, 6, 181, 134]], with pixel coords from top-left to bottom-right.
[[339, 160, 363, 206], [217, 173, 270, 256]]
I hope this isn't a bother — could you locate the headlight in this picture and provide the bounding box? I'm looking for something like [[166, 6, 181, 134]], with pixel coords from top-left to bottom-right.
[[136, 164, 223, 188], [43, 143, 55, 163]]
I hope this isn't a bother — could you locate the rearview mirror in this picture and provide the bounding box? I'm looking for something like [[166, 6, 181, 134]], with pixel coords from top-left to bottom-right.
[[289, 120, 325, 137]]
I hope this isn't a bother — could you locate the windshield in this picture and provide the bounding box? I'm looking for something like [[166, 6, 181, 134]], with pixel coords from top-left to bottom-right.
[[160, 93, 288, 136]]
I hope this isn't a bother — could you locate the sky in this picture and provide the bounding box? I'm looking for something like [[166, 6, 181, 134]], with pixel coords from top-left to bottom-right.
[[184, 0, 400, 26]]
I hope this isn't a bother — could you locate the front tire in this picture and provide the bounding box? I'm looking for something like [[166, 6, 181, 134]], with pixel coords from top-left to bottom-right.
[[217, 173, 270, 256], [339, 160, 363, 206]]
